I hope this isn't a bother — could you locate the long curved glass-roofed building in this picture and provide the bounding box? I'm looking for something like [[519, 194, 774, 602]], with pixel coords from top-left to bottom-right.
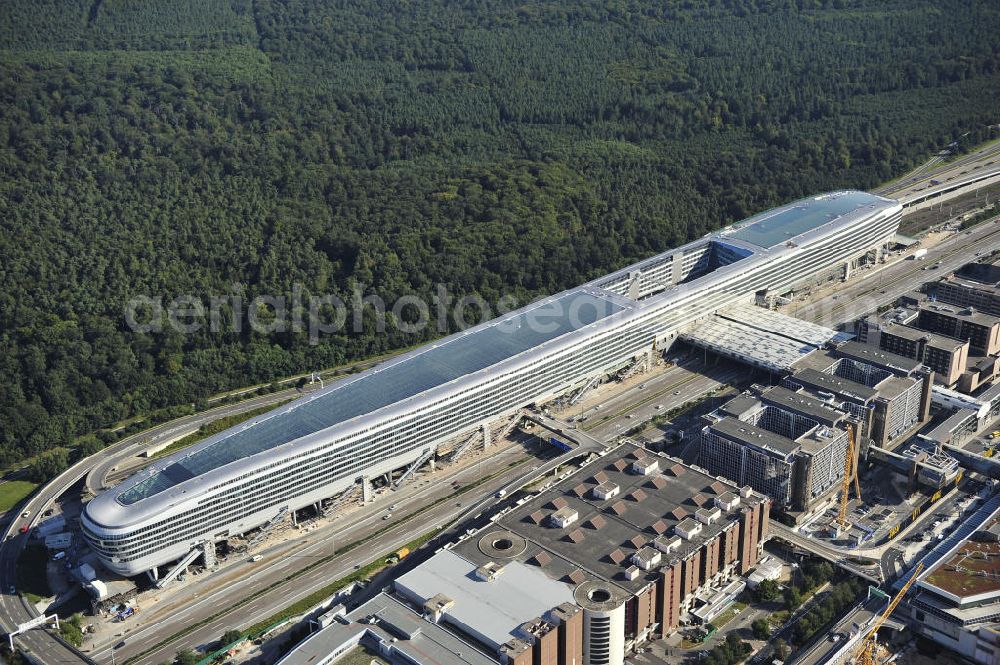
[[83, 191, 902, 575]]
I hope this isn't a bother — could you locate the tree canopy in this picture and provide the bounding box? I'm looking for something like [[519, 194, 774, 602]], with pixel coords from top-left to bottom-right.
[[1, 0, 999, 466]]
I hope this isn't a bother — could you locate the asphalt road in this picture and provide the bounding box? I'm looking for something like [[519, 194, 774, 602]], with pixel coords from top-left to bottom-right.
[[876, 140, 1000, 200], [88, 213, 998, 662], [445, 414, 609, 532], [4, 155, 1000, 663], [85, 387, 324, 494], [577, 362, 743, 442], [86, 444, 543, 665], [0, 385, 323, 662], [785, 213, 1000, 328], [789, 598, 881, 665], [769, 483, 969, 582]]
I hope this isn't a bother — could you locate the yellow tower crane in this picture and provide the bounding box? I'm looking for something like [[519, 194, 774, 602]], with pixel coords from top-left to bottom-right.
[[854, 562, 924, 665], [837, 422, 863, 529]]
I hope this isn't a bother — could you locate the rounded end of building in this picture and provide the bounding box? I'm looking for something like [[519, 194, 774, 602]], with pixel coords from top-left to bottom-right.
[[574, 580, 627, 612]]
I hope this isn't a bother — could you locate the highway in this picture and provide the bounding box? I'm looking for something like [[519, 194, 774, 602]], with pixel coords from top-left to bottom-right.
[[3, 150, 1000, 663], [88, 444, 544, 665], [876, 140, 1000, 202], [573, 361, 743, 442], [445, 412, 611, 533], [785, 210, 1000, 328], [788, 597, 882, 665], [84, 387, 326, 494], [0, 386, 323, 662]]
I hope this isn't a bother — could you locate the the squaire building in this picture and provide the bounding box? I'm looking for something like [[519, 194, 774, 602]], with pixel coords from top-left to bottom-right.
[[83, 191, 902, 576]]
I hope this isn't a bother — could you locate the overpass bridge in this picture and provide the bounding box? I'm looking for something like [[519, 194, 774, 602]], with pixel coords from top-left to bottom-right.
[[897, 167, 1000, 211], [524, 411, 612, 451], [942, 443, 1000, 479], [768, 524, 882, 583]]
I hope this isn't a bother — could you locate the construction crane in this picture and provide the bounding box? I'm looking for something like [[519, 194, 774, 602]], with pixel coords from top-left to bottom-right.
[[854, 562, 924, 665], [837, 421, 863, 529]]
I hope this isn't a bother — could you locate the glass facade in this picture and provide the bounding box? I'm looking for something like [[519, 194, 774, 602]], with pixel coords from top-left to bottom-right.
[[82, 192, 902, 574]]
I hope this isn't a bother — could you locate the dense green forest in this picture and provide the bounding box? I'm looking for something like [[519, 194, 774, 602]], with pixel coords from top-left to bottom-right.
[[1, 0, 999, 467]]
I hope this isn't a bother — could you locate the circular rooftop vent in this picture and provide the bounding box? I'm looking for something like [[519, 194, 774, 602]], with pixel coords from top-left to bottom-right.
[[478, 530, 527, 559]]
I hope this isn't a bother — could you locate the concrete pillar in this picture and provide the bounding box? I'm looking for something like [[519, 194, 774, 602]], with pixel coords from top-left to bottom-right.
[[483, 422, 491, 448], [146, 566, 159, 582], [201, 541, 217, 569], [919, 370, 934, 422], [362, 476, 373, 503]]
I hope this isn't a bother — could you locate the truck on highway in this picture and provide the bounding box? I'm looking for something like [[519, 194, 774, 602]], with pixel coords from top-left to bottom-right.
[[385, 547, 410, 565], [912, 248, 928, 260]]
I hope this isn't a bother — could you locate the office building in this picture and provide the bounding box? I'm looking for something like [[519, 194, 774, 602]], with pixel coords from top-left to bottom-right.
[[698, 386, 852, 514], [934, 263, 1000, 317], [916, 304, 1000, 357], [857, 297, 1000, 392], [903, 495, 1000, 664], [785, 342, 932, 450], [876, 323, 969, 386], [82, 191, 897, 577], [384, 444, 770, 665]]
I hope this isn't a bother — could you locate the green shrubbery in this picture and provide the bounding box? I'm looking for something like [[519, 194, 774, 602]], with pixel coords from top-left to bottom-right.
[[1, 0, 999, 470]]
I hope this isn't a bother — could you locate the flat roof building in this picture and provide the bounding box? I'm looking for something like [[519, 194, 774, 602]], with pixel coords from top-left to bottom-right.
[[785, 343, 932, 450], [680, 305, 843, 373], [389, 444, 770, 665], [916, 304, 1000, 357], [82, 191, 896, 577], [876, 323, 969, 387], [275, 592, 500, 665], [902, 495, 1000, 665], [856, 295, 1000, 392], [933, 262, 1000, 317], [699, 386, 851, 516]]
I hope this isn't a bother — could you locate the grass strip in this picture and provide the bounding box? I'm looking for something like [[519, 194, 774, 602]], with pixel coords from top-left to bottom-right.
[[123, 456, 527, 664], [244, 527, 439, 635], [0, 480, 39, 513]]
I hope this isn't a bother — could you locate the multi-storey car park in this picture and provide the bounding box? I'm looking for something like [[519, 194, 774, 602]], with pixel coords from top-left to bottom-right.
[[82, 191, 903, 577]]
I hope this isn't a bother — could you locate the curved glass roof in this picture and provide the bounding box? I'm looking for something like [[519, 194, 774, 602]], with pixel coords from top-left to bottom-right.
[[726, 191, 883, 248], [118, 290, 624, 505]]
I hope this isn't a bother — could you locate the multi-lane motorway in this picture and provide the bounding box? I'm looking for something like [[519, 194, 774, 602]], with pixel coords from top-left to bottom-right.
[[787, 210, 1000, 328], [4, 151, 1000, 663], [876, 139, 1000, 202], [0, 386, 323, 663], [572, 361, 744, 442], [90, 443, 547, 665]]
